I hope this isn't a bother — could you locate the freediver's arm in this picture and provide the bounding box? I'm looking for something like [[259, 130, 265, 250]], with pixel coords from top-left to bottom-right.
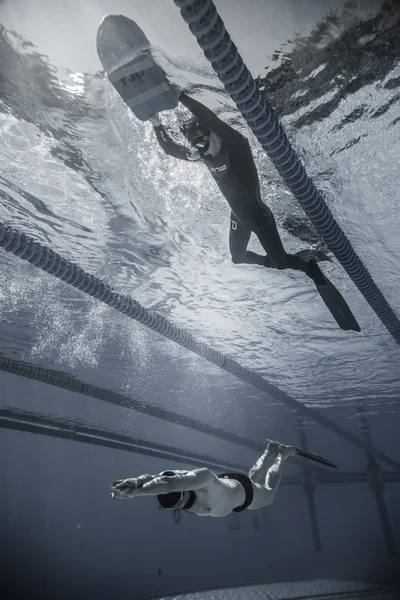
[[153, 122, 195, 161]]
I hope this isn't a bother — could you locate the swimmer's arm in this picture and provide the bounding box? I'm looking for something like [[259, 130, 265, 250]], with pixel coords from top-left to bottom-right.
[[153, 123, 196, 161], [138, 468, 214, 495]]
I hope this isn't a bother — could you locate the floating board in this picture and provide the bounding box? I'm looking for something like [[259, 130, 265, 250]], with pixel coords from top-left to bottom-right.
[[96, 15, 179, 121]]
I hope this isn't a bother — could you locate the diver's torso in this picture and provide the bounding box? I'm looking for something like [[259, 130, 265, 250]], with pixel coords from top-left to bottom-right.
[[158, 472, 253, 517], [203, 138, 264, 227]]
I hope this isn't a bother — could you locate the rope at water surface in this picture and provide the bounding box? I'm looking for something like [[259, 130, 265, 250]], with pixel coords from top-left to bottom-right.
[[0, 222, 312, 410], [0, 221, 383, 444], [1, 353, 400, 469], [173, 0, 400, 346], [2, 222, 400, 469]]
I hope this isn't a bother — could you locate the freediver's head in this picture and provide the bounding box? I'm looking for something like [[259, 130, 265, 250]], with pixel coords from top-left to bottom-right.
[[180, 119, 211, 153]]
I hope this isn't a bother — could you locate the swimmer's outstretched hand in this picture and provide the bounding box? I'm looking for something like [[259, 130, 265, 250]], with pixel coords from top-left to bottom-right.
[[110, 474, 154, 499], [110, 478, 139, 500]]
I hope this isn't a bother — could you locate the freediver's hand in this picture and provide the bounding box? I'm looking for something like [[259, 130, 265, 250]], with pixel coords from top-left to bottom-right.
[[149, 114, 161, 127]]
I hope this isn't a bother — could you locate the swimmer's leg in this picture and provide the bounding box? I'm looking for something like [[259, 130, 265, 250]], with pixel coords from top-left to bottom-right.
[[248, 440, 280, 484], [264, 444, 297, 499], [229, 214, 265, 266], [254, 206, 309, 272], [247, 444, 297, 510]]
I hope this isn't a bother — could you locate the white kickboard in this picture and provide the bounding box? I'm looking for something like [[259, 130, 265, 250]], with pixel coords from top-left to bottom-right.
[[96, 15, 179, 121]]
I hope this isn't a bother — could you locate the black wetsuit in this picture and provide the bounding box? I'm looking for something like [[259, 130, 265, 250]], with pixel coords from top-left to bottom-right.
[[154, 93, 308, 273]]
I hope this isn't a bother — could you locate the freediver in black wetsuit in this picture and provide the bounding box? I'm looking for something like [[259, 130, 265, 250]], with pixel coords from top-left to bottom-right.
[[152, 93, 317, 273], [150, 92, 360, 332]]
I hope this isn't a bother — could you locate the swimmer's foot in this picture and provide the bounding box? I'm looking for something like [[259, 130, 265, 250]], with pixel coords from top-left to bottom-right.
[[278, 444, 298, 459], [295, 249, 332, 264], [265, 440, 280, 457]]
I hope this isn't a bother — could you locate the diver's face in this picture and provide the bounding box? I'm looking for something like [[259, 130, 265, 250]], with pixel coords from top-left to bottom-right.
[[193, 134, 210, 151], [186, 127, 211, 151]]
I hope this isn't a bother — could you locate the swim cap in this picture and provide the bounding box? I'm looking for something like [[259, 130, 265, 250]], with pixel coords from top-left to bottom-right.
[[156, 471, 196, 510], [157, 491, 183, 509]]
